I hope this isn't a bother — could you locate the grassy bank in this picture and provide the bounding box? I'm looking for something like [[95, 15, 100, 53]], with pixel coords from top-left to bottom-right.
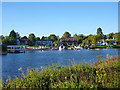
[[2, 55, 120, 89]]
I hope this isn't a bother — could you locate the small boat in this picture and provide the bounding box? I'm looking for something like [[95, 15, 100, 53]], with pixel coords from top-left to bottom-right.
[[25, 46, 50, 50], [52, 47, 58, 50], [59, 46, 65, 51], [74, 46, 83, 50]]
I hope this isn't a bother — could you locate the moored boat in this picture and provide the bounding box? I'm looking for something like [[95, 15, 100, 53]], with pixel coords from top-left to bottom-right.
[[25, 46, 50, 50]]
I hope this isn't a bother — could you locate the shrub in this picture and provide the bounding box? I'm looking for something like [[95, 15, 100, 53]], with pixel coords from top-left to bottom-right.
[[2, 55, 120, 89]]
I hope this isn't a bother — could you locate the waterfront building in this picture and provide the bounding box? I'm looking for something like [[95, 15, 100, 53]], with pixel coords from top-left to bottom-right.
[[35, 40, 53, 46], [60, 38, 77, 45], [19, 39, 29, 45], [97, 39, 116, 46]]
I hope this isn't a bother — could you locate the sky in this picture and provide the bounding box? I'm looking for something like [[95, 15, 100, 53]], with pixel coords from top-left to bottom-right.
[[2, 2, 118, 38]]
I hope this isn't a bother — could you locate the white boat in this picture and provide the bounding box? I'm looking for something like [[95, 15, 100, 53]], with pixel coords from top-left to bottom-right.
[[74, 46, 83, 50], [25, 46, 50, 50], [59, 46, 65, 51]]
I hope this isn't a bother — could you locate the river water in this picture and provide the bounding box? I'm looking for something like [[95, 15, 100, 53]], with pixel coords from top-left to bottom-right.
[[1, 48, 120, 81]]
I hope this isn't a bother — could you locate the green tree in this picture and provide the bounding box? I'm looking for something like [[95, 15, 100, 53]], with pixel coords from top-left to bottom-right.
[[41, 36, 48, 40], [35, 37, 40, 41], [54, 36, 60, 45], [73, 34, 78, 38], [97, 27, 103, 36], [73, 34, 85, 44], [2, 36, 9, 45], [113, 32, 120, 44], [91, 35, 97, 45], [9, 30, 17, 39], [28, 33, 36, 46], [107, 33, 114, 39], [8, 30, 17, 45], [9, 36, 17, 45], [16, 32, 20, 39], [21, 36, 28, 39], [103, 35, 107, 40], [0, 35, 4, 42], [62, 32, 71, 38], [48, 34, 57, 42]]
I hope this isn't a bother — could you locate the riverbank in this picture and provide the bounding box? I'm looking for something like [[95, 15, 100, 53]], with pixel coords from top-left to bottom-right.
[[2, 55, 120, 89], [6, 45, 120, 52]]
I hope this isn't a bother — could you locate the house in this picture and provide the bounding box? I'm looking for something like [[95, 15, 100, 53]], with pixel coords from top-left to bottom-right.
[[60, 38, 77, 45], [106, 39, 116, 45], [35, 40, 53, 46], [19, 39, 29, 45], [98, 39, 108, 46], [97, 39, 116, 46]]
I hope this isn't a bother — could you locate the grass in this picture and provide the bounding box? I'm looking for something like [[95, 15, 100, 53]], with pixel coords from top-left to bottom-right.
[[1, 55, 120, 89], [95, 46, 108, 48]]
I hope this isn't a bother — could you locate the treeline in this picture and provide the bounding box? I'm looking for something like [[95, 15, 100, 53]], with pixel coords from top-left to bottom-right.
[[0, 27, 120, 46]]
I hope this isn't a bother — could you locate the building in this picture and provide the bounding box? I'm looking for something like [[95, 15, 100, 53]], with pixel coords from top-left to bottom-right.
[[97, 39, 108, 46], [97, 39, 116, 46], [35, 40, 53, 46], [19, 39, 29, 45], [60, 38, 77, 45]]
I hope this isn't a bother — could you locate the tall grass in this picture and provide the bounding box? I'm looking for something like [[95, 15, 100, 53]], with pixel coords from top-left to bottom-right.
[[2, 55, 120, 89]]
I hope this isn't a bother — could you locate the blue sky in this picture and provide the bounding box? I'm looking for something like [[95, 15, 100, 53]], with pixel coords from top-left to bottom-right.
[[2, 2, 118, 38]]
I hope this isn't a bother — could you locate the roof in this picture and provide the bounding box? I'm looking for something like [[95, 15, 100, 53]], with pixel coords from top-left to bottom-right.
[[19, 39, 29, 42]]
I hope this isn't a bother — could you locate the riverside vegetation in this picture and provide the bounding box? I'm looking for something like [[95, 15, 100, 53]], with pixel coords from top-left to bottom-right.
[[1, 55, 120, 89]]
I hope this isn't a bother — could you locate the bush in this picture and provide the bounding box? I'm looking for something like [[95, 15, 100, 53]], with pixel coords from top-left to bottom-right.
[[2, 55, 120, 89]]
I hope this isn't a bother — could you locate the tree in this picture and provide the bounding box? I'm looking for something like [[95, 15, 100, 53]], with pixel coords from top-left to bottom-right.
[[9, 30, 17, 39], [41, 36, 48, 40], [8, 30, 17, 45], [97, 27, 103, 36], [2, 36, 9, 45], [107, 33, 114, 39], [75, 34, 85, 44], [73, 34, 78, 38], [48, 34, 57, 42], [21, 36, 28, 39], [35, 37, 40, 41], [103, 35, 107, 40], [54, 35, 60, 45], [16, 32, 20, 39], [90, 35, 98, 45], [0, 35, 4, 42], [28, 33, 36, 46], [62, 32, 71, 38], [9, 36, 17, 45], [113, 32, 120, 44]]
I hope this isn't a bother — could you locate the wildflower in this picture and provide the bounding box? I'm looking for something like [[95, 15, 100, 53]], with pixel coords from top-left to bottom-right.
[[18, 67, 25, 79], [18, 67, 22, 71], [96, 56, 99, 58], [96, 70, 99, 74], [108, 59, 110, 64]]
